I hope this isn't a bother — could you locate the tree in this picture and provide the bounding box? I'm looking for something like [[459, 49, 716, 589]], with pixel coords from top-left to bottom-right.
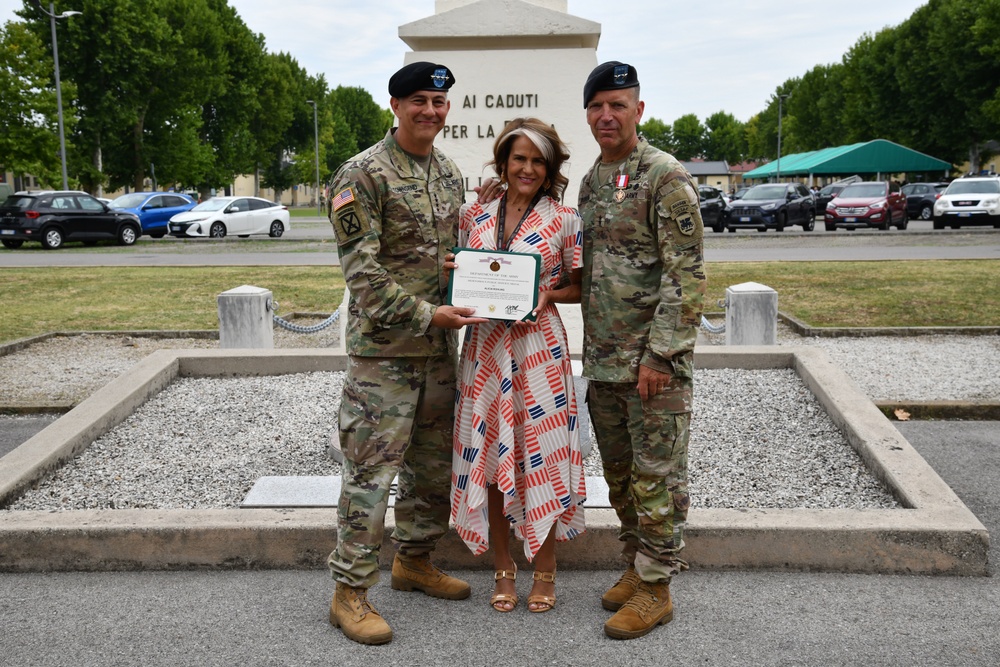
[[788, 64, 845, 152], [892, 0, 1000, 169], [329, 86, 392, 152], [703, 111, 745, 163], [747, 80, 798, 162], [258, 52, 318, 202], [837, 29, 900, 146], [671, 114, 705, 161], [193, 0, 268, 190], [0, 20, 72, 187], [638, 117, 673, 153], [743, 115, 766, 162]]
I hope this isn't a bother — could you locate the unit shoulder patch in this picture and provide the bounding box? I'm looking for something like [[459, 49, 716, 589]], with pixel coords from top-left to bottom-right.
[[331, 186, 371, 245], [655, 181, 703, 246]]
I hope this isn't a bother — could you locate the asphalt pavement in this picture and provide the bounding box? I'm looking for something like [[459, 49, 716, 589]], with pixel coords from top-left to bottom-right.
[[1, 415, 998, 665], [1, 221, 999, 266]]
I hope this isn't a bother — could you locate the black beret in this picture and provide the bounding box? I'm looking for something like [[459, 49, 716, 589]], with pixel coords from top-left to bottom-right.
[[583, 61, 639, 108], [388, 62, 455, 98]]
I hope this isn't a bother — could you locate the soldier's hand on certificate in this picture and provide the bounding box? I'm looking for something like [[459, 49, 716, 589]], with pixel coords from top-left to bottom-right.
[[637, 364, 673, 401], [475, 177, 504, 204], [432, 305, 488, 329]]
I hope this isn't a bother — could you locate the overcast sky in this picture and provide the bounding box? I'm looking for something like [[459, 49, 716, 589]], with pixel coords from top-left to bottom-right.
[[3, 0, 927, 122]]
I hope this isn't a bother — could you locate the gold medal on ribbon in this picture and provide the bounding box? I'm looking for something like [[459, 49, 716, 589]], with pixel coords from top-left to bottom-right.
[[614, 189, 626, 203]]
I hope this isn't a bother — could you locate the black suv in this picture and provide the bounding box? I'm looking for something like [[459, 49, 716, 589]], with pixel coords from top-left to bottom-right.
[[0, 191, 141, 249], [698, 185, 730, 233], [901, 182, 947, 221], [727, 182, 816, 232]]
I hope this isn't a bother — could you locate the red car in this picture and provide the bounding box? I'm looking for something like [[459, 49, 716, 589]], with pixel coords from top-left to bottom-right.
[[824, 181, 907, 231]]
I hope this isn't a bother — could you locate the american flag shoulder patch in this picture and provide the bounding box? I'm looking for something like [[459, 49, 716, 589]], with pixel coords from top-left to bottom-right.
[[332, 187, 356, 211]]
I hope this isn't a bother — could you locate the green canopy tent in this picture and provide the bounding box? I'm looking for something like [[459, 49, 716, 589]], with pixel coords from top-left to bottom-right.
[[743, 139, 952, 183]]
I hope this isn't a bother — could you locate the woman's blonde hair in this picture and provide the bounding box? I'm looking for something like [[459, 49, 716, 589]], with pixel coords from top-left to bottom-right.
[[489, 118, 571, 202]]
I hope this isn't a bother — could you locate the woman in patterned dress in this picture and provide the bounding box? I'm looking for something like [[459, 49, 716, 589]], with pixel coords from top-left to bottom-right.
[[449, 118, 587, 614]]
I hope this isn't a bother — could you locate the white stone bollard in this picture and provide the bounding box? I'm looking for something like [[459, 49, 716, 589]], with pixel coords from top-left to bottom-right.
[[725, 282, 778, 346], [217, 285, 274, 349]]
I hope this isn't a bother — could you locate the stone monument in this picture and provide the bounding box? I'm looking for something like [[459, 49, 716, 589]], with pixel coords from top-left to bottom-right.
[[399, 0, 600, 204]]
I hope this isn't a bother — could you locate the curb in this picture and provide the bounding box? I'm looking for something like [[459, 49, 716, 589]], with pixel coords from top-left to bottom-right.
[[0, 347, 988, 575], [778, 312, 1000, 338]]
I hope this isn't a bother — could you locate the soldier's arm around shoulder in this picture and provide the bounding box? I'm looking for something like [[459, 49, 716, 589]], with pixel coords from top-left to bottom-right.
[[642, 170, 707, 372]]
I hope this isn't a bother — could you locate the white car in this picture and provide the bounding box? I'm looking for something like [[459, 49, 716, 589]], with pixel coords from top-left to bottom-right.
[[932, 176, 1000, 230], [168, 196, 290, 238]]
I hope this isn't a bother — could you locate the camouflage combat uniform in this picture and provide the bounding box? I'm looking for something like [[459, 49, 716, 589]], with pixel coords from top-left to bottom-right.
[[578, 136, 706, 583], [327, 129, 465, 588]]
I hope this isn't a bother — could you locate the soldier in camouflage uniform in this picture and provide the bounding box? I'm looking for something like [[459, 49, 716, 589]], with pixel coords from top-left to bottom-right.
[[326, 62, 486, 646], [578, 62, 707, 640]]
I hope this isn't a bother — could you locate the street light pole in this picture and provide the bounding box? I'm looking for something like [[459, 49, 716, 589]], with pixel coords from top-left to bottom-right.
[[307, 100, 321, 216], [776, 93, 789, 183], [34, 1, 82, 190]]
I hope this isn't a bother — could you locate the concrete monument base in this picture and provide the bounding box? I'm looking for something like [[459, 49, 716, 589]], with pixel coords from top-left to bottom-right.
[[0, 347, 988, 574]]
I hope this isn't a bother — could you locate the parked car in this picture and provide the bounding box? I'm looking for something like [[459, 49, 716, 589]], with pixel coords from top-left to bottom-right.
[[900, 182, 947, 221], [109, 192, 196, 237], [168, 196, 290, 238], [824, 181, 907, 231], [814, 176, 863, 212], [698, 184, 730, 233], [0, 190, 141, 249], [932, 177, 1000, 229], [814, 183, 848, 212], [726, 182, 816, 232], [731, 186, 750, 201]]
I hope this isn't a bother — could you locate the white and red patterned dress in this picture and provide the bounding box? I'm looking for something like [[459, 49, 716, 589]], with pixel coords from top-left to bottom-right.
[[451, 195, 587, 560]]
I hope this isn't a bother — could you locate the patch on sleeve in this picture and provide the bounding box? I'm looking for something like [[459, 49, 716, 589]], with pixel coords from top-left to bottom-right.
[[656, 181, 703, 247], [332, 187, 356, 211], [676, 214, 696, 236], [670, 199, 692, 218], [331, 187, 371, 245]]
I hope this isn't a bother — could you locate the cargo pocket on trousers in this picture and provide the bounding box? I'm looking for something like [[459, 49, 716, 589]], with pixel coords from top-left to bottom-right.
[[339, 380, 382, 465]]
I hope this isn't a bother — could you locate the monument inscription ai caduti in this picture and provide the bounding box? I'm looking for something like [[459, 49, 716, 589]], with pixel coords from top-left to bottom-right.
[[399, 0, 600, 203]]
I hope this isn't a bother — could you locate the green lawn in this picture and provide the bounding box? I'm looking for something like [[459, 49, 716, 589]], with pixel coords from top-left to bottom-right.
[[706, 261, 999, 327], [0, 260, 996, 344], [288, 207, 325, 218], [0, 266, 345, 343]]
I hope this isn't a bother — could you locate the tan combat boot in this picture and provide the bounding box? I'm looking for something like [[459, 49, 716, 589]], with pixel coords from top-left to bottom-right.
[[390, 553, 471, 600], [601, 566, 641, 611], [329, 582, 393, 645], [603, 580, 673, 640]]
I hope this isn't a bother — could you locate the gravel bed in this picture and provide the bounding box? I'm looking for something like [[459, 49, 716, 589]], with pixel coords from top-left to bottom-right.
[[4, 367, 897, 512], [0, 322, 339, 406], [4, 325, 998, 513], [703, 322, 1000, 402]]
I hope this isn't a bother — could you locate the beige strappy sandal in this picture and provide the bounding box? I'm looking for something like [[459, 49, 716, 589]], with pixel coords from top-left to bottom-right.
[[527, 570, 556, 613], [490, 566, 518, 612]]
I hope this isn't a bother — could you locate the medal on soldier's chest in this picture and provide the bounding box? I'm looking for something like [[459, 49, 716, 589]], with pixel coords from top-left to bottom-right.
[[614, 173, 629, 203]]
